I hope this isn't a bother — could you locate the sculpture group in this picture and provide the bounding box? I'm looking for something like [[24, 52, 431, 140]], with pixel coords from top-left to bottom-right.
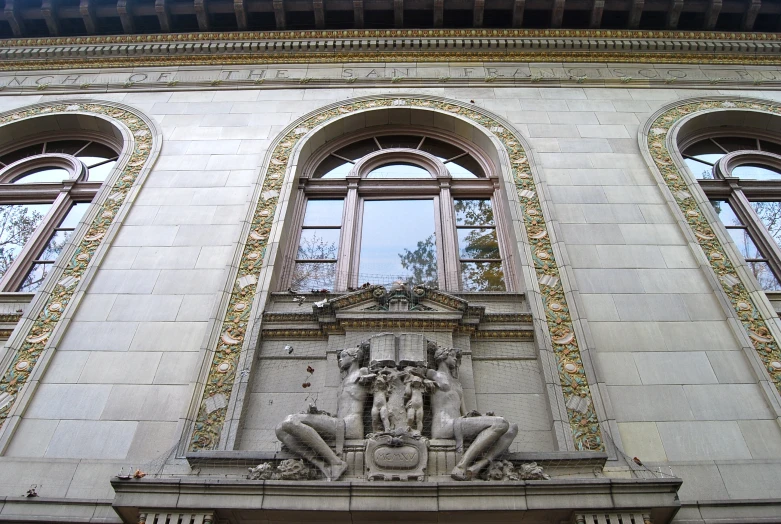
[[275, 333, 518, 481]]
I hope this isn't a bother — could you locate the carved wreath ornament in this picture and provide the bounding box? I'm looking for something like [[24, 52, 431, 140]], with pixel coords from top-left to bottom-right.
[[0, 102, 153, 429], [190, 96, 604, 453]]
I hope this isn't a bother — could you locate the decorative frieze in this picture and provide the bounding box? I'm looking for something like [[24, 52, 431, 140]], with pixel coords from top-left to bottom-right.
[[189, 95, 604, 453], [0, 102, 153, 429], [647, 99, 781, 397]]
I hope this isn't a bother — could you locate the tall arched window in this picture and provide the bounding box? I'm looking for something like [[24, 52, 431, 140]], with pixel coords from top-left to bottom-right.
[[0, 137, 119, 292], [682, 132, 781, 291], [285, 130, 511, 293]]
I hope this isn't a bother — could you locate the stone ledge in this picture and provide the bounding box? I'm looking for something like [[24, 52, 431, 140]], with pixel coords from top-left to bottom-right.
[[111, 476, 682, 524], [0, 497, 119, 523]]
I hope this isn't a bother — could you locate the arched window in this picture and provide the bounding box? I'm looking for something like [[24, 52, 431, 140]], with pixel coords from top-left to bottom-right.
[[0, 137, 119, 292], [286, 130, 509, 293], [682, 133, 781, 291]]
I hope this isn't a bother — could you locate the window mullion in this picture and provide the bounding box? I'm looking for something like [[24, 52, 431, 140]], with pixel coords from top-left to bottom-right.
[[0, 192, 71, 292], [338, 184, 359, 291], [732, 189, 781, 281], [439, 183, 459, 292], [280, 191, 308, 290]]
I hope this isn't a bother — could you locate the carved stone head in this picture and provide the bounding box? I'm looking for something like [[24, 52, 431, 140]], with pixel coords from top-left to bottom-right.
[[433, 347, 461, 375], [338, 345, 365, 370]]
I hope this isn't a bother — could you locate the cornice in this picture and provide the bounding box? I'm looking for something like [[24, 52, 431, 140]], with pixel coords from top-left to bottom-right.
[[2, 29, 781, 71], [2, 28, 780, 47]]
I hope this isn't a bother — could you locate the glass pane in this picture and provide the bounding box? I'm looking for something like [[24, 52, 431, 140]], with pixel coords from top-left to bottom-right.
[[711, 200, 742, 227], [714, 136, 758, 152], [419, 138, 463, 161], [17, 262, 54, 293], [38, 230, 69, 261], [455, 199, 495, 226], [297, 229, 340, 260], [13, 167, 70, 184], [683, 140, 724, 164], [314, 156, 352, 178], [732, 164, 781, 180], [0, 144, 43, 166], [750, 201, 781, 247], [303, 200, 344, 226], [291, 262, 336, 291], [759, 140, 781, 156], [366, 163, 431, 178], [461, 261, 505, 291], [360, 200, 437, 286], [0, 203, 51, 279], [684, 157, 715, 179], [748, 261, 781, 291], [334, 139, 378, 160], [86, 160, 117, 181], [46, 140, 89, 155], [76, 142, 116, 166], [377, 135, 422, 149], [727, 228, 763, 259], [458, 228, 500, 259], [447, 155, 483, 178], [59, 203, 90, 229]]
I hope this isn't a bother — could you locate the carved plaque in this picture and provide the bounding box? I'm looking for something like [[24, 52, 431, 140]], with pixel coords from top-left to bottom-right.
[[365, 434, 428, 481], [373, 445, 420, 469]]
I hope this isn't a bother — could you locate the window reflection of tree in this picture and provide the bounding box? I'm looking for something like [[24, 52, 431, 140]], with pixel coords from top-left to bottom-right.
[[0, 205, 47, 280], [399, 234, 438, 287], [689, 134, 781, 292], [292, 232, 338, 290]]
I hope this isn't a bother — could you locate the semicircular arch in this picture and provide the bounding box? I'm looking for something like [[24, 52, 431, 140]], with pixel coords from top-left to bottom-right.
[[186, 94, 608, 459]]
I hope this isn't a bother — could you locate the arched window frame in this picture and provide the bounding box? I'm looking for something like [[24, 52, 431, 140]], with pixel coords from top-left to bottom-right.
[[0, 132, 120, 293], [681, 127, 781, 291], [283, 128, 513, 293]]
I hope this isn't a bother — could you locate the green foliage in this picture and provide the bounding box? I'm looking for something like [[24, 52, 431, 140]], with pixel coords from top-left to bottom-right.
[[398, 234, 438, 287], [0, 205, 45, 279]]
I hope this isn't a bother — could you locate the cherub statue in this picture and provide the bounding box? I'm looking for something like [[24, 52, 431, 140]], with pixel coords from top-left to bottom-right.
[[370, 368, 394, 433], [403, 366, 436, 434]]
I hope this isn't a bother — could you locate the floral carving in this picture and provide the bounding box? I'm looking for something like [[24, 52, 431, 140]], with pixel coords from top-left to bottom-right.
[[190, 96, 604, 452], [647, 99, 781, 396], [0, 102, 153, 429]]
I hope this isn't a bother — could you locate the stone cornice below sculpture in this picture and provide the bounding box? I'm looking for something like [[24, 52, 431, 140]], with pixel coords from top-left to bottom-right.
[[111, 475, 682, 524]]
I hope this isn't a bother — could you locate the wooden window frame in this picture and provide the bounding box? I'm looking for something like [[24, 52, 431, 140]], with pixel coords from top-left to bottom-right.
[[283, 129, 513, 293], [0, 135, 118, 292], [683, 133, 781, 291]]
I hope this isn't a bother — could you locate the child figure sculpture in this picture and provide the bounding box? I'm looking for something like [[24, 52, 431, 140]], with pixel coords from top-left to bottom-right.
[[403, 367, 435, 434], [370, 368, 393, 433]]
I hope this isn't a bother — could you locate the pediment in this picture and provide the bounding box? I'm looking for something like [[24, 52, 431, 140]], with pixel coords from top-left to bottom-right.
[[323, 284, 468, 315]]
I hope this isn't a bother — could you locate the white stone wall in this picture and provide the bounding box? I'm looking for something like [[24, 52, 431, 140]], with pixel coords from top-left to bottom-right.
[[0, 84, 780, 512]]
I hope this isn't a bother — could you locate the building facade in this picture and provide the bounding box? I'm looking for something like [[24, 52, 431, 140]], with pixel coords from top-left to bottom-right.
[[0, 16, 779, 524]]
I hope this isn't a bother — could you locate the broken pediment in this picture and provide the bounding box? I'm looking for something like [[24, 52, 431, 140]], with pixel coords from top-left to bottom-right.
[[325, 283, 467, 315], [260, 284, 533, 339]]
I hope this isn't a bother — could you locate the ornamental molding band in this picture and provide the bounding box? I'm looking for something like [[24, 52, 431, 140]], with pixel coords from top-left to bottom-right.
[[189, 94, 604, 454], [645, 98, 781, 397], [0, 101, 157, 434], [3, 29, 781, 71]]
